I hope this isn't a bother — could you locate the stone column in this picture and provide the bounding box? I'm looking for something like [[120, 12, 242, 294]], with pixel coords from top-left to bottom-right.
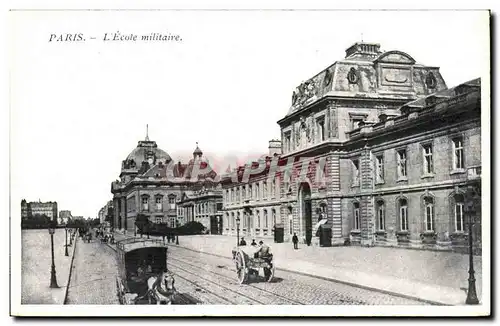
[[120, 197, 126, 233]]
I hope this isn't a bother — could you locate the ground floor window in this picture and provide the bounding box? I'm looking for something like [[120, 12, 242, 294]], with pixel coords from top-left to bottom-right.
[[353, 202, 360, 230]]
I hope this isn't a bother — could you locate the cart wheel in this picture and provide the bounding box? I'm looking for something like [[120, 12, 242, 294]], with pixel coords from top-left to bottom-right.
[[235, 251, 247, 284], [264, 263, 275, 282]]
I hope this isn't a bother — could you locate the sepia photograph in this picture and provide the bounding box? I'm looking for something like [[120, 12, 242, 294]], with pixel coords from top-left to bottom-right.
[[9, 8, 490, 317]]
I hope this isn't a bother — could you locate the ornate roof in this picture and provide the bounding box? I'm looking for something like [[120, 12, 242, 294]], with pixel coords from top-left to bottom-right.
[[284, 42, 448, 119], [121, 138, 172, 174]]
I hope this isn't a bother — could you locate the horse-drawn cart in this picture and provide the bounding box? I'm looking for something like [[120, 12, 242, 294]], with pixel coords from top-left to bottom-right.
[[232, 247, 275, 284], [115, 238, 177, 304]]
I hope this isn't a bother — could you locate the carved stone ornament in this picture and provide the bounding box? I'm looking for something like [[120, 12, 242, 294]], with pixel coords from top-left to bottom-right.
[[425, 71, 437, 89], [292, 79, 317, 107], [324, 69, 333, 86], [347, 67, 359, 84]]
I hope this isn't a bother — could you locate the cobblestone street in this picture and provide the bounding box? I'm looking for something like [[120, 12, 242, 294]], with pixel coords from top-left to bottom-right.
[[65, 236, 119, 304], [166, 246, 424, 305]]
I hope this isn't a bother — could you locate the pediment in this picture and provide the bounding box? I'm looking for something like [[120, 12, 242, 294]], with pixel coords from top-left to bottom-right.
[[374, 51, 416, 64]]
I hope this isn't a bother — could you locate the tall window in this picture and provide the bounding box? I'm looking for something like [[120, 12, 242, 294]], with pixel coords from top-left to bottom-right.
[[155, 196, 163, 211], [375, 155, 384, 183], [423, 144, 434, 174], [236, 188, 240, 203], [455, 194, 465, 232], [264, 210, 268, 228], [256, 210, 260, 228], [168, 196, 176, 209], [272, 209, 276, 227], [399, 199, 408, 231], [352, 159, 360, 185], [376, 201, 385, 231], [285, 131, 291, 152], [256, 183, 260, 200], [249, 185, 253, 199], [271, 179, 276, 197], [263, 181, 268, 199], [288, 207, 293, 235], [142, 196, 149, 211], [424, 197, 434, 231], [353, 202, 360, 230], [453, 137, 464, 170], [397, 149, 407, 178], [317, 118, 325, 142]]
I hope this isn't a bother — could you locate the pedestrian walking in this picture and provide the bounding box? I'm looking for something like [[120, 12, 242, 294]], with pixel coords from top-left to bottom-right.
[[292, 233, 299, 250]]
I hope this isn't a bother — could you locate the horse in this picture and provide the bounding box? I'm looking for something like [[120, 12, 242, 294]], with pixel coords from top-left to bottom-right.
[[134, 270, 176, 305]]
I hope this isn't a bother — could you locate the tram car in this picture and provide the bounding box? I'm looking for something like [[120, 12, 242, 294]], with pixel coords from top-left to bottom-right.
[[115, 238, 177, 304]]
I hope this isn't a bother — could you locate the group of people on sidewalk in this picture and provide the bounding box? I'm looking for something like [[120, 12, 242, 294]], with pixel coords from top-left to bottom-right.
[[238, 233, 301, 251]]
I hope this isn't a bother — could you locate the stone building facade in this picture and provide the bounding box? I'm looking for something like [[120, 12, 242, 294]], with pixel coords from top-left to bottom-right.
[[110, 133, 219, 234], [177, 188, 223, 234], [21, 199, 58, 223], [221, 42, 482, 252]]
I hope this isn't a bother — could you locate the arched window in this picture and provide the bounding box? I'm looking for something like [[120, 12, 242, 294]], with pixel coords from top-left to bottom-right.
[[271, 179, 276, 197], [249, 184, 253, 199], [454, 194, 465, 232], [256, 183, 260, 200], [263, 181, 268, 199], [256, 210, 260, 228], [272, 209, 276, 227], [424, 197, 435, 231], [236, 188, 240, 203], [376, 200, 385, 231], [399, 198, 409, 231], [264, 209, 268, 228], [288, 206, 293, 235], [353, 202, 360, 230]]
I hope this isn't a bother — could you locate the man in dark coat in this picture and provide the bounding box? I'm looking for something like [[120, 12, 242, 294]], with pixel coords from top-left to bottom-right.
[[292, 233, 299, 250]]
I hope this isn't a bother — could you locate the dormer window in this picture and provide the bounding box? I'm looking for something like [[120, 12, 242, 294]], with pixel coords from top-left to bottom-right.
[[425, 72, 437, 89]]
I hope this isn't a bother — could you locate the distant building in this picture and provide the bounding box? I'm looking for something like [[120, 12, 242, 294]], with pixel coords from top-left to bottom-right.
[[20, 199, 58, 222], [111, 130, 219, 233], [59, 210, 73, 225], [98, 201, 114, 224], [177, 188, 223, 234]]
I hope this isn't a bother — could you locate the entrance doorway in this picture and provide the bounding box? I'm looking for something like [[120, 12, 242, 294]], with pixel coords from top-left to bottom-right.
[[299, 182, 312, 245]]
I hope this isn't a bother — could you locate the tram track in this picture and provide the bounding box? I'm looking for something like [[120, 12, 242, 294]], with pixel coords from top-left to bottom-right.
[[169, 255, 305, 305], [168, 261, 268, 304]]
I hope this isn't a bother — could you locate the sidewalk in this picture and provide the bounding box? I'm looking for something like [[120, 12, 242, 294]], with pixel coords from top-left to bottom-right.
[[174, 235, 482, 305], [110, 232, 482, 305], [21, 229, 77, 304]]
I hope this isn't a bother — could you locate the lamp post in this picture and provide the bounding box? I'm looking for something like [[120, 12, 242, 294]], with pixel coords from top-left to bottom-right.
[[176, 219, 179, 245], [465, 185, 479, 305], [64, 225, 69, 256], [236, 216, 241, 247], [48, 221, 59, 288]]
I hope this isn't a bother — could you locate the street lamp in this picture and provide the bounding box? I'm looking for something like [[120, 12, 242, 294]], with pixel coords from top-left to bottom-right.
[[48, 221, 59, 288], [465, 185, 480, 305], [64, 225, 69, 256], [236, 216, 241, 247]]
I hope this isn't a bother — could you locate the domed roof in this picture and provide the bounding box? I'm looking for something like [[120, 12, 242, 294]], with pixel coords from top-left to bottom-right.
[[122, 137, 172, 171]]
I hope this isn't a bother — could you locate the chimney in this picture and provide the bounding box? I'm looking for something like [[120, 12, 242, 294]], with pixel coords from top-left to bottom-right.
[[345, 42, 382, 60], [268, 139, 282, 157]]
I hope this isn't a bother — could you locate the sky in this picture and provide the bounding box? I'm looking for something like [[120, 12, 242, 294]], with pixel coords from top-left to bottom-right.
[[10, 10, 489, 219]]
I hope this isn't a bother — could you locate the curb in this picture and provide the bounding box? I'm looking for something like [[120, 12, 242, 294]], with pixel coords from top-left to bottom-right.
[[170, 243, 448, 306], [63, 232, 78, 305]]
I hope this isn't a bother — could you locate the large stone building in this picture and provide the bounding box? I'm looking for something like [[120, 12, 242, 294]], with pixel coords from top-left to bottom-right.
[[221, 42, 482, 252], [111, 132, 220, 234], [21, 199, 58, 223]]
